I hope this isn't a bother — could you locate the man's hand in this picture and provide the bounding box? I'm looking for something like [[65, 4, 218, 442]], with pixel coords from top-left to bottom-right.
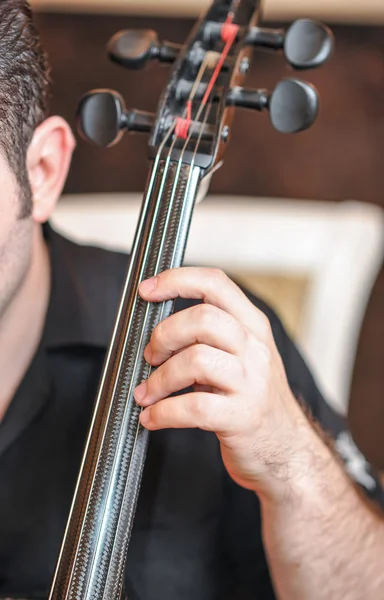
[[134, 267, 311, 504], [135, 267, 384, 600]]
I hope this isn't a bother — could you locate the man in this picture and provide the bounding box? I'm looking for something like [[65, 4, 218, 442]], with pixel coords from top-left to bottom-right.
[[0, 2, 383, 599]]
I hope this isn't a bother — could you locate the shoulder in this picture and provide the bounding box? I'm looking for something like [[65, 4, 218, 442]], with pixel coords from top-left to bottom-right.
[[52, 229, 129, 284], [45, 225, 130, 348], [49, 226, 129, 303]]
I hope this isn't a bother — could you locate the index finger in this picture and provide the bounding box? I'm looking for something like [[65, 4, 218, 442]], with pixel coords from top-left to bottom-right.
[[138, 267, 271, 340]]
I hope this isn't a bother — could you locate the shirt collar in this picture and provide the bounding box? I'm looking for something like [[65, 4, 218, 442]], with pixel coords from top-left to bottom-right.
[[43, 222, 127, 349]]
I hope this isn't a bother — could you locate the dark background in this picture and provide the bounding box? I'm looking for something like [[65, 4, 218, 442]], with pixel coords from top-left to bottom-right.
[[34, 12, 384, 466]]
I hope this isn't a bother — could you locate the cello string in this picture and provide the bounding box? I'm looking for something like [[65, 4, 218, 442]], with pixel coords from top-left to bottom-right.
[[106, 3, 240, 410], [124, 98, 216, 434], [84, 9, 240, 589], [66, 122, 179, 597], [118, 47, 223, 418], [146, 97, 216, 363], [85, 63, 217, 592], [101, 99, 215, 595], [127, 3, 242, 475], [96, 95, 216, 600], [51, 2, 247, 595]]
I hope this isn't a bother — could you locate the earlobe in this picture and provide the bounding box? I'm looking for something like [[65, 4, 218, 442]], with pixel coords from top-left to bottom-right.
[[27, 116, 76, 223]]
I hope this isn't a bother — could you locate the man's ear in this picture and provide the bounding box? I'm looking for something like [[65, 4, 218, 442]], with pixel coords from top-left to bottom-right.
[[27, 116, 76, 223]]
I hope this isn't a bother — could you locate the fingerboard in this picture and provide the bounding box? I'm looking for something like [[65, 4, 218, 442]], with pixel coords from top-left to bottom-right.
[[49, 160, 201, 600]]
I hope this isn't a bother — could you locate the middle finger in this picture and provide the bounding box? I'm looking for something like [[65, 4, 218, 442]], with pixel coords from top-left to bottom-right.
[[145, 303, 249, 366]]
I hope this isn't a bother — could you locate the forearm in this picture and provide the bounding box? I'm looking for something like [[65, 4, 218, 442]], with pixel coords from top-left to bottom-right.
[[260, 420, 384, 600], [135, 267, 384, 598]]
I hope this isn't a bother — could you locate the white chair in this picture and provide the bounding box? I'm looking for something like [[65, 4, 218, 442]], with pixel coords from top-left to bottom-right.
[[51, 193, 384, 416]]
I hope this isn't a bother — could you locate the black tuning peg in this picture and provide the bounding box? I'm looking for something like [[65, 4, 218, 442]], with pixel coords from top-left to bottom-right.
[[227, 79, 319, 134], [76, 89, 154, 147], [269, 79, 319, 133], [246, 19, 333, 70], [284, 19, 334, 69], [107, 29, 181, 70]]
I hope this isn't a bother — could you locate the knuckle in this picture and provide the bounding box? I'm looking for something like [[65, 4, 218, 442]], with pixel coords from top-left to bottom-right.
[[151, 364, 166, 393], [247, 333, 274, 376], [210, 267, 227, 286], [152, 321, 164, 344], [257, 311, 272, 341], [153, 319, 167, 348], [190, 394, 207, 421], [239, 321, 253, 347], [261, 344, 273, 369], [156, 401, 169, 423], [190, 344, 211, 371], [239, 357, 251, 383], [256, 344, 274, 382], [193, 303, 216, 328]]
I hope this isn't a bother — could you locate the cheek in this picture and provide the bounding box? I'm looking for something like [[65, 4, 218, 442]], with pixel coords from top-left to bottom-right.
[[0, 161, 21, 232], [0, 178, 33, 313], [0, 189, 22, 257], [0, 218, 33, 317]]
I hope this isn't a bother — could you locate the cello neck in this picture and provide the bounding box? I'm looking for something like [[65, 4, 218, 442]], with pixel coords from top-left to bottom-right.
[[48, 0, 332, 595], [49, 157, 202, 600]]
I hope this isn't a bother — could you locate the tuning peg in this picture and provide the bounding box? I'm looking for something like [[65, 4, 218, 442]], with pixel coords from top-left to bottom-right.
[[227, 79, 319, 133], [76, 89, 154, 147], [284, 19, 333, 69], [107, 29, 181, 70], [269, 79, 319, 133], [245, 19, 333, 70]]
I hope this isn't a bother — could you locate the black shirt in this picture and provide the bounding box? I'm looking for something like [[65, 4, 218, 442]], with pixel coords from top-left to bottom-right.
[[0, 225, 381, 600]]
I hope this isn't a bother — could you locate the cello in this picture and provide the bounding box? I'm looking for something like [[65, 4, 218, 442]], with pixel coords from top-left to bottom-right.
[[47, 1, 333, 598]]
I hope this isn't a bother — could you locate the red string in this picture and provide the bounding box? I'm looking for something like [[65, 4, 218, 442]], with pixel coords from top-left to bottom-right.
[[175, 100, 193, 140], [221, 22, 238, 43], [175, 116, 191, 139], [201, 19, 239, 106], [175, 15, 239, 139]]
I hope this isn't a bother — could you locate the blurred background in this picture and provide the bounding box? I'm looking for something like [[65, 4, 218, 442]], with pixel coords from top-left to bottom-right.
[[30, 0, 384, 467]]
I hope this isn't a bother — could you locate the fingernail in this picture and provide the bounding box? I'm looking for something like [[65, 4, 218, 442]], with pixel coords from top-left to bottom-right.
[[140, 276, 158, 295], [144, 344, 152, 363], [140, 407, 151, 426], [134, 381, 147, 403]]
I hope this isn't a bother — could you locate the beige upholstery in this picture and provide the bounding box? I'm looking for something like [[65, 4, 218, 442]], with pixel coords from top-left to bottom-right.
[[230, 272, 309, 340]]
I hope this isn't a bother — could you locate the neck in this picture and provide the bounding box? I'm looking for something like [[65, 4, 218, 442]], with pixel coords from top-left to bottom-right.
[[0, 224, 51, 421]]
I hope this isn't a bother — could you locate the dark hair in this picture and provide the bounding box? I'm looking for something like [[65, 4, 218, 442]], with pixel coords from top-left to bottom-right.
[[0, 1, 50, 217]]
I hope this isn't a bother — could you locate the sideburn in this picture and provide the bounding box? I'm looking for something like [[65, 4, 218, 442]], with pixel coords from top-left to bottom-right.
[[15, 161, 33, 220]]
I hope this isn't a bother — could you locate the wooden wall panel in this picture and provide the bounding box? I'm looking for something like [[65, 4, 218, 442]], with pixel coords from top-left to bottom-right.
[[30, 0, 384, 24], [34, 12, 384, 466]]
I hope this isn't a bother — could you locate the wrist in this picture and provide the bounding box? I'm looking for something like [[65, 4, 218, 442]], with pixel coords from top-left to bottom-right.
[[255, 407, 343, 510]]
